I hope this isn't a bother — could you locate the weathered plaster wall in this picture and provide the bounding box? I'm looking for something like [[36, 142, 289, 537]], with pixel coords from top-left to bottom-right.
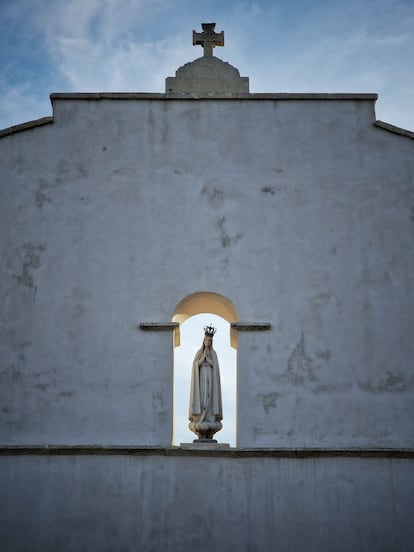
[[1, 97, 413, 447], [1, 454, 413, 552]]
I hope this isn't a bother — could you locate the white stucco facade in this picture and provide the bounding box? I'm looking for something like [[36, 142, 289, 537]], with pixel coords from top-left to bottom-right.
[[1, 93, 413, 448], [1, 70, 414, 549], [1, 454, 414, 552]]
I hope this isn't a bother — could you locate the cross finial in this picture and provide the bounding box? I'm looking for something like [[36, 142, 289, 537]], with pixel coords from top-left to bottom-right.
[[193, 23, 224, 57]]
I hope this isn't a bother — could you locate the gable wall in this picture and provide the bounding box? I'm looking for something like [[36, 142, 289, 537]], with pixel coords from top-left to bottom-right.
[[1, 98, 413, 447]]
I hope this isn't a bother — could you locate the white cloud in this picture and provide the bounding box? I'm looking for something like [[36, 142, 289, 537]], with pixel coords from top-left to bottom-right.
[[372, 32, 411, 46], [1, 1, 413, 129], [0, 80, 52, 130], [30, 0, 190, 92]]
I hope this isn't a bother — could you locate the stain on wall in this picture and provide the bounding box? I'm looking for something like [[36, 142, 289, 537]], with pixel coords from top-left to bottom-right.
[[217, 216, 242, 248], [12, 243, 45, 288], [200, 184, 225, 204], [258, 393, 279, 414], [287, 332, 317, 385], [358, 372, 406, 393]]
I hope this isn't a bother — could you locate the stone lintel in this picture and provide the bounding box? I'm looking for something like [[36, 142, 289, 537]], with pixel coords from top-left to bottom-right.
[[231, 322, 272, 332], [139, 322, 179, 331]]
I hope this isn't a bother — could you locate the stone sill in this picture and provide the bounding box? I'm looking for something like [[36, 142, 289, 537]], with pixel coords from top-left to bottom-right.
[[0, 445, 413, 458]]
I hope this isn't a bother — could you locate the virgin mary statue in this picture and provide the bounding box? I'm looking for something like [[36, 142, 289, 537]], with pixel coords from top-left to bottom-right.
[[188, 325, 223, 441]]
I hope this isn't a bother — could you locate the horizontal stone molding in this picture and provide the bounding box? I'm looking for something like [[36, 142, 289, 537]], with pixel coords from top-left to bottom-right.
[[6, 96, 414, 144], [138, 322, 179, 331], [50, 92, 378, 101], [1, 446, 413, 458], [374, 120, 414, 139], [0, 116, 53, 139], [231, 322, 272, 331]]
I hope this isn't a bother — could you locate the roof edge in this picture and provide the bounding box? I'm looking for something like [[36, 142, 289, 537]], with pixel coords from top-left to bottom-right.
[[374, 120, 414, 140], [50, 92, 378, 101], [0, 116, 53, 139]]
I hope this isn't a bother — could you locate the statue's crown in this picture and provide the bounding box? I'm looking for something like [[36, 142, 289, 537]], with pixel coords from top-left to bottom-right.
[[204, 324, 216, 337]]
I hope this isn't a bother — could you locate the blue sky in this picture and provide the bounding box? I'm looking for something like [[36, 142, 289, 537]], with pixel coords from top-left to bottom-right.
[[1, 0, 413, 131]]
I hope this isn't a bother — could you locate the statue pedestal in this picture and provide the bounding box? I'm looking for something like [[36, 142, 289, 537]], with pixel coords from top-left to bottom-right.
[[189, 419, 222, 441], [180, 442, 231, 450]]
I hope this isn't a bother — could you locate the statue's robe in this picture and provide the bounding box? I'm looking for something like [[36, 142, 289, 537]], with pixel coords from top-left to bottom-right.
[[189, 346, 222, 423]]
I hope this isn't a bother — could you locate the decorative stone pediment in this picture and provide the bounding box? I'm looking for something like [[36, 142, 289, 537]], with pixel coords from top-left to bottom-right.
[[165, 23, 249, 95], [166, 56, 249, 95]]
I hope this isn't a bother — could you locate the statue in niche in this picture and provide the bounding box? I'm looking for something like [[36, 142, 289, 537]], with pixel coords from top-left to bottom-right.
[[189, 325, 223, 442]]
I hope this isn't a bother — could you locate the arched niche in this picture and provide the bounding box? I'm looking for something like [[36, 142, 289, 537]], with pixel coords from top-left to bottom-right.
[[172, 291, 238, 348]]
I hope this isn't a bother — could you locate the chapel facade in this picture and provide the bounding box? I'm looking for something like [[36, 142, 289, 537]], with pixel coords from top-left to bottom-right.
[[1, 23, 413, 551]]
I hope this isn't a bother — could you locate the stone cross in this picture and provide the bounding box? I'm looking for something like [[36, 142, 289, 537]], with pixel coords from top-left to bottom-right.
[[193, 23, 224, 57]]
